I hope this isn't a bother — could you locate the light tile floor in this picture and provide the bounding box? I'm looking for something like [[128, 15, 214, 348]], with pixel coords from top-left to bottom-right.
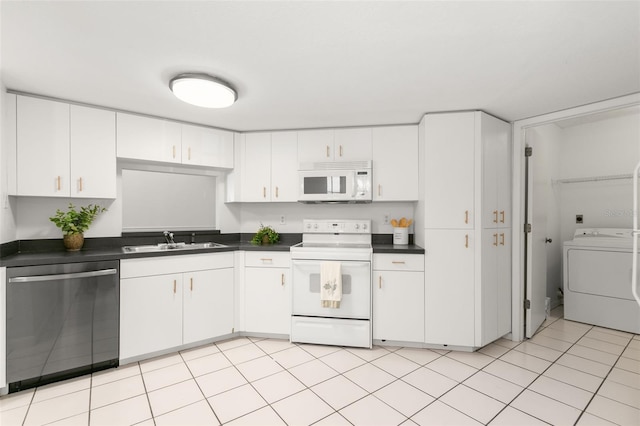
[[1, 307, 639, 425]]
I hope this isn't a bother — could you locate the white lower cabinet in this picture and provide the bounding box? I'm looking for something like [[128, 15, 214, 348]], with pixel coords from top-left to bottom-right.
[[244, 252, 290, 335], [183, 268, 234, 345], [424, 229, 476, 347], [373, 254, 425, 343], [120, 253, 234, 360]]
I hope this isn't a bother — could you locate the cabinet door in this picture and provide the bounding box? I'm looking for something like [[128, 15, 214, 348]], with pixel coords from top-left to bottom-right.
[[425, 229, 475, 347], [480, 229, 499, 346], [244, 267, 290, 335], [183, 268, 234, 345], [297, 129, 334, 163], [481, 113, 511, 229], [334, 128, 372, 161], [116, 113, 182, 163], [271, 131, 298, 202], [120, 274, 183, 360], [497, 230, 512, 337], [242, 132, 272, 201], [182, 124, 234, 168], [373, 270, 424, 342], [424, 113, 475, 229], [16, 96, 70, 196], [70, 105, 116, 198], [372, 126, 418, 201]]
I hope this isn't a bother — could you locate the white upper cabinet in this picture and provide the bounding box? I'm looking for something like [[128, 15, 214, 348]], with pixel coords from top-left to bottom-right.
[[241, 131, 298, 202], [117, 113, 234, 168], [116, 112, 182, 163], [482, 115, 512, 229], [16, 96, 116, 198], [298, 128, 372, 163], [242, 132, 272, 201], [17, 96, 70, 197], [423, 113, 476, 229], [270, 131, 298, 201], [372, 125, 418, 201], [70, 105, 116, 198], [333, 128, 372, 161], [181, 124, 234, 169]]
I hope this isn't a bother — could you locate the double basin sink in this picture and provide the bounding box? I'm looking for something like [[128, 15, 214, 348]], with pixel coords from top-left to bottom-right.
[[122, 242, 228, 253]]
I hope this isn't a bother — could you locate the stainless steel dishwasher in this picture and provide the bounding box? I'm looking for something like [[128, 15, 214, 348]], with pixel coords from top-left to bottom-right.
[[6, 260, 119, 392]]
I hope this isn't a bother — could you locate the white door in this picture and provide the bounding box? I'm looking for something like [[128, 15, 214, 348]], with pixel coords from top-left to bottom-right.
[[372, 125, 419, 201], [271, 131, 298, 201], [242, 132, 272, 201], [297, 129, 334, 163], [70, 105, 116, 198], [525, 142, 548, 338]]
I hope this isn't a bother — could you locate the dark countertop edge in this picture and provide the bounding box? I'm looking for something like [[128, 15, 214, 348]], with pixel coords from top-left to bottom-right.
[[0, 233, 424, 267]]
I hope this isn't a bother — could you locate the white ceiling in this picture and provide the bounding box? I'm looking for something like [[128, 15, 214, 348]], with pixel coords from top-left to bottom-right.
[[2, 1, 639, 132]]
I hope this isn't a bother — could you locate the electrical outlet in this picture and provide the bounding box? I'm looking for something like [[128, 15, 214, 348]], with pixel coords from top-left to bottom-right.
[[280, 215, 286, 225], [383, 214, 389, 225], [576, 214, 583, 224]]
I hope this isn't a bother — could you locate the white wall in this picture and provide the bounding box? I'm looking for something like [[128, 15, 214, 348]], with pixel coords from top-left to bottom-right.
[[556, 109, 640, 244]]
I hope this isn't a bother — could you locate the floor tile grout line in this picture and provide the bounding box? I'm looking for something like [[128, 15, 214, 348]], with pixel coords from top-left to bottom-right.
[[573, 335, 640, 424]]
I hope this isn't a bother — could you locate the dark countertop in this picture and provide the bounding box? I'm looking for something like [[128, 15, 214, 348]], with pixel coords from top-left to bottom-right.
[[0, 232, 424, 268]]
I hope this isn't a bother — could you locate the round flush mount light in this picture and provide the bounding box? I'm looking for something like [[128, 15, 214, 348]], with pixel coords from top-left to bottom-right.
[[169, 73, 237, 108]]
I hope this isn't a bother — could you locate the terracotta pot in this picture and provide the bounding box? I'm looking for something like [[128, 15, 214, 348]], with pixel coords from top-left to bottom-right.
[[63, 233, 84, 251], [262, 235, 270, 245]]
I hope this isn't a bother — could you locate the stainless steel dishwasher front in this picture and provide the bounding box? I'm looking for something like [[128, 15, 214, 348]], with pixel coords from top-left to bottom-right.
[[6, 260, 119, 393]]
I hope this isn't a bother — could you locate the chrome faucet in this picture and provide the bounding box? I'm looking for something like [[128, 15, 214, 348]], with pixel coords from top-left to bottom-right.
[[163, 231, 175, 244]]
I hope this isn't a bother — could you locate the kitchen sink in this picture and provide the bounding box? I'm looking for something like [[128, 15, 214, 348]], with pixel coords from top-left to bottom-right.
[[122, 242, 228, 253]]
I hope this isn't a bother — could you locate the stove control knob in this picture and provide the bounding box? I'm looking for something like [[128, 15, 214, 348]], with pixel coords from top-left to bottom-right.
[[362, 223, 368, 230], [355, 224, 360, 230], [306, 223, 312, 230], [314, 224, 319, 230]]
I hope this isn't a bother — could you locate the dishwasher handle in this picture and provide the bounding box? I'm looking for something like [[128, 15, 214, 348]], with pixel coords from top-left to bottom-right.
[[9, 268, 118, 283]]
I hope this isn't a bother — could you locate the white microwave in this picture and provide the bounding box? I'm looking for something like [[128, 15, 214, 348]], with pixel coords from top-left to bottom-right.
[[298, 161, 372, 203]]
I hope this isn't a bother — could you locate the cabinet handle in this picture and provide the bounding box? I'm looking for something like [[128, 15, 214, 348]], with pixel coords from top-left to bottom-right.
[[339, 145, 343, 157], [326, 145, 330, 158], [78, 177, 83, 192], [275, 186, 279, 198], [378, 184, 381, 196], [493, 233, 498, 247], [465, 210, 469, 224], [190, 277, 193, 291], [172, 145, 176, 159], [260, 258, 273, 263], [493, 210, 498, 223], [391, 261, 406, 264], [500, 233, 505, 246], [379, 275, 382, 289], [173, 279, 177, 294], [263, 187, 266, 198], [465, 234, 469, 248], [57, 176, 61, 191], [500, 211, 505, 224], [188, 147, 191, 161], [281, 273, 285, 286]]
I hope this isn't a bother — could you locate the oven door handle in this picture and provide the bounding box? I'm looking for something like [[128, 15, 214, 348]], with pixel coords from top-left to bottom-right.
[[9, 269, 118, 283]]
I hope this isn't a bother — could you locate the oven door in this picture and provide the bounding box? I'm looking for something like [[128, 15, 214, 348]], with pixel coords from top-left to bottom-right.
[[291, 259, 371, 319]]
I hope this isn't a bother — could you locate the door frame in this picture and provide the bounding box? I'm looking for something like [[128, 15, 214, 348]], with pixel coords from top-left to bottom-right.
[[510, 93, 640, 342]]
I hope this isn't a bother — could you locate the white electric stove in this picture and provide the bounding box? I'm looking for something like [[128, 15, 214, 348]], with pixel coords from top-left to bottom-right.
[[290, 219, 373, 348]]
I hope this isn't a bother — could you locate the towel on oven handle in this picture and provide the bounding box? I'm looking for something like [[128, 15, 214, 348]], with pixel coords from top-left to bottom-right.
[[320, 261, 342, 308]]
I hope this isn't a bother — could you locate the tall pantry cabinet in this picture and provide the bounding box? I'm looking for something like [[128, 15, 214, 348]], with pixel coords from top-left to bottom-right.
[[420, 111, 511, 349]]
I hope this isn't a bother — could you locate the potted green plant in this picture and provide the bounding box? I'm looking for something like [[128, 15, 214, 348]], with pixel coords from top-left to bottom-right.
[[251, 224, 280, 245], [49, 203, 107, 251]]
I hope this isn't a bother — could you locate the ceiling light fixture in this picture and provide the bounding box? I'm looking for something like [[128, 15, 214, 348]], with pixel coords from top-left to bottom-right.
[[169, 73, 237, 108]]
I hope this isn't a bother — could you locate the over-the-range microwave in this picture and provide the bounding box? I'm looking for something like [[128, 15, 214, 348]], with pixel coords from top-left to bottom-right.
[[298, 161, 372, 203]]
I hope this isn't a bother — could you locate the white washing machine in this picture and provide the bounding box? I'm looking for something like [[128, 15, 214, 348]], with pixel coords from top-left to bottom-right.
[[563, 228, 640, 334]]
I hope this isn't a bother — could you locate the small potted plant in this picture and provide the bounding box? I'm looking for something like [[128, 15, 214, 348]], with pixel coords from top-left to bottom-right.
[[49, 203, 107, 251], [251, 224, 280, 245]]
